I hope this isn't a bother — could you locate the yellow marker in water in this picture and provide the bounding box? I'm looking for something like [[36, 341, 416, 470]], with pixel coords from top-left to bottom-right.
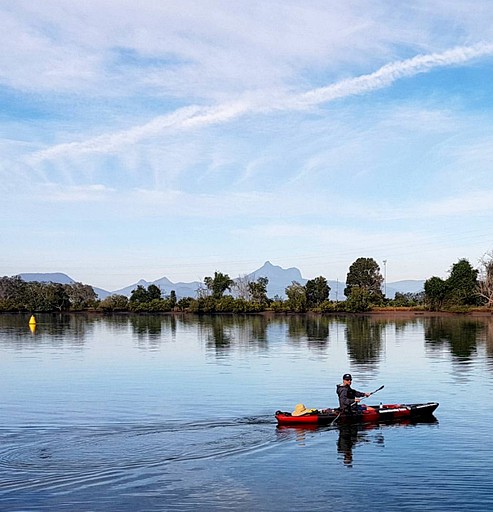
[[29, 315, 37, 325]]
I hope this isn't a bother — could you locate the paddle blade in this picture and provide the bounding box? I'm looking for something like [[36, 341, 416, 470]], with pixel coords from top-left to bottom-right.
[[371, 385, 384, 395]]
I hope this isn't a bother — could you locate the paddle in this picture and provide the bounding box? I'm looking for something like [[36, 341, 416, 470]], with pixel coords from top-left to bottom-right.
[[365, 385, 385, 400], [330, 385, 384, 425]]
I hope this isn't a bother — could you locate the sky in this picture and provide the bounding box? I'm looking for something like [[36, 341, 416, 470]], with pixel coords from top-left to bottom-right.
[[1, 1, 493, 291]]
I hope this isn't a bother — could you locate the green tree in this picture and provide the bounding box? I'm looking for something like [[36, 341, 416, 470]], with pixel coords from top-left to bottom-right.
[[393, 291, 424, 307], [285, 281, 307, 312], [204, 272, 233, 300], [344, 257, 384, 302], [168, 290, 177, 308], [0, 275, 24, 300], [0, 276, 26, 310], [446, 258, 479, 306], [99, 294, 129, 312], [147, 284, 162, 301], [50, 283, 71, 311], [248, 277, 269, 305], [65, 282, 97, 309], [424, 276, 448, 311], [177, 296, 193, 311], [344, 287, 372, 312], [305, 276, 330, 308], [130, 285, 150, 303]]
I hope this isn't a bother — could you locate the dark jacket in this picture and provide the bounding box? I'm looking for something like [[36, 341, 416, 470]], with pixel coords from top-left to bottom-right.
[[336, 384, 365, 413]]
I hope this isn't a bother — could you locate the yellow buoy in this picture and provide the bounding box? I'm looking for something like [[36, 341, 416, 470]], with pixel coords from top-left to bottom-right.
[[29, 323, 37, 334], [29, 315, 37, 325]]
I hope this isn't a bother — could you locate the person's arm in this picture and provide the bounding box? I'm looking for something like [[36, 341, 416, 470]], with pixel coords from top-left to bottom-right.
[[354, 389, 371, 400]]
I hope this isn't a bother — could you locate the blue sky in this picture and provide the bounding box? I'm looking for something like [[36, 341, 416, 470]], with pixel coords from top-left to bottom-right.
[[2, 1, 493, 291]]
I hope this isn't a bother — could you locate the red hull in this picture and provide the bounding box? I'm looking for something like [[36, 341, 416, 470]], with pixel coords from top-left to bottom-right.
[[275, 402, 439, 426]]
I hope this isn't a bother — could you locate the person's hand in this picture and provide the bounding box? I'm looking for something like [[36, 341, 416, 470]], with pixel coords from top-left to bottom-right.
[[355, 398, 361, 403], [365, 393, 371, 397]]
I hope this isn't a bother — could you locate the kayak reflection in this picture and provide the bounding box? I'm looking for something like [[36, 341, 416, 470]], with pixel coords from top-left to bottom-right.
[[277, 417, 438, 467]]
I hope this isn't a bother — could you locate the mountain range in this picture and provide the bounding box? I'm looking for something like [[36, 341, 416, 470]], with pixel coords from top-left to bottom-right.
[[18, 261, 424, 300]]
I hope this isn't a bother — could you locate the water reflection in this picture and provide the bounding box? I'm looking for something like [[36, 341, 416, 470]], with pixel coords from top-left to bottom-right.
[[277, 418, 438, 467], [2, 313, 493, 368], [344, 317, 384, 367], [484, 317, 493, 360], [337, 424, 385, 467], [424, 317, 483, 360], [286, 315, 330, 347], [196, 315, 270, 355], [0, 312, 96, 348]]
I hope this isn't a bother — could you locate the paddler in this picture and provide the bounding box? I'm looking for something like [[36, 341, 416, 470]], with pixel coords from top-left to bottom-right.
[[336, 373, 370, 414]]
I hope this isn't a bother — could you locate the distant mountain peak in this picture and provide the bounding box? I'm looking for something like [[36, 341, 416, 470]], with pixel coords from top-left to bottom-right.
[[17, 266, 425, 301], [19, 272, 75, 284]]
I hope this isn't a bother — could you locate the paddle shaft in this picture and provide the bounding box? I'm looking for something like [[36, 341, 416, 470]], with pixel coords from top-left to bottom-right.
[[354, 384, 384, 404]]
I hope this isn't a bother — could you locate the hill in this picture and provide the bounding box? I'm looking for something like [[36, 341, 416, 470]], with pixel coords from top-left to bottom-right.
[[19, 272, 110, 300], [17, 267, 425, 301]]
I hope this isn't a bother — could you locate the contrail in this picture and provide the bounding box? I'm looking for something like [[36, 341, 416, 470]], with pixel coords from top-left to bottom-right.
[[30, 42, 493, 162], [296, 42, 493, 107]]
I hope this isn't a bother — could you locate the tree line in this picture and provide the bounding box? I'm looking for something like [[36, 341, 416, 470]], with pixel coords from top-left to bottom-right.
[[1, 252, 492, 314]]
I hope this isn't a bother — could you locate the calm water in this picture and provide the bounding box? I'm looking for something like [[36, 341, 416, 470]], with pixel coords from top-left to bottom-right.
[[1, 312, 493, 511]]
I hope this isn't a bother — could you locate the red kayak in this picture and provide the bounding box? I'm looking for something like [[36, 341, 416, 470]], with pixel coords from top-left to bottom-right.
[[275, 402, 439, 426]]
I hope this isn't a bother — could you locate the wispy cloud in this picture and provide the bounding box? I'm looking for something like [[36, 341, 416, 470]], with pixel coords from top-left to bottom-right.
[[28, 43, 493, 164]]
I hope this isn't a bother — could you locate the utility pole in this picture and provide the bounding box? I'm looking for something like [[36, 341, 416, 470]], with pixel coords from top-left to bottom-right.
[[383, 260, 387, 298]]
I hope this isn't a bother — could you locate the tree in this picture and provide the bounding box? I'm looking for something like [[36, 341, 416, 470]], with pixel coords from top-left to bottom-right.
[[305, 276, 330, 308], [344, 257, 384, 301], [65, 282, 97, 309], [168, 290, 177, 308], [344, 287, 372, 312], [50, 283, 71, 311], [177, 296, 193, 312], [128, 283, 162, 304], [147, 284, 162, 301], [99, 294, 129, 312], [248, 277, 269, 305], [130, 285, 148, 303], [0, 275, 25, 310], [477, 251, 493, 307], [424, 276, 448, 311], [233, 275, 252, 300], [0, 275, 25, 301], [285, 281, 307, 312], [203, 272, 233, 299], [446, 258, 479, 306], [393, 291, 425, 307]]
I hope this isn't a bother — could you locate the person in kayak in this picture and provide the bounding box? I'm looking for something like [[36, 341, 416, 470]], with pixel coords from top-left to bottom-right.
[[336, 374, 370, 414]]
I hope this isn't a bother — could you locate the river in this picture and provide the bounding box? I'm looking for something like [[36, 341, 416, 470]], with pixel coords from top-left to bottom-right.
[[1, 312, 493, 511]]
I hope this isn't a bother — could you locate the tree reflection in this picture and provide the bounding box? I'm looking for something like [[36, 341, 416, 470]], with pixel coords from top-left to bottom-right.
[[203, 315, 233, 349], [199, 315, 271, 354], [344, 317, 384, 366], [286, 315, 329, 342], [484, 317, 493, 359], [0, 312, 94, 347], [424, 317, 483, 360]]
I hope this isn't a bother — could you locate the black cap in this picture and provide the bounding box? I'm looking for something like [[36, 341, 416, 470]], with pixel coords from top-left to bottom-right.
[[343, 373, 352, 381]]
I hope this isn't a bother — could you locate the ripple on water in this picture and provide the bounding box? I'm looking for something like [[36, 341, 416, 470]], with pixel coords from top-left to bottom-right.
[[0, 417, 277, 496]]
